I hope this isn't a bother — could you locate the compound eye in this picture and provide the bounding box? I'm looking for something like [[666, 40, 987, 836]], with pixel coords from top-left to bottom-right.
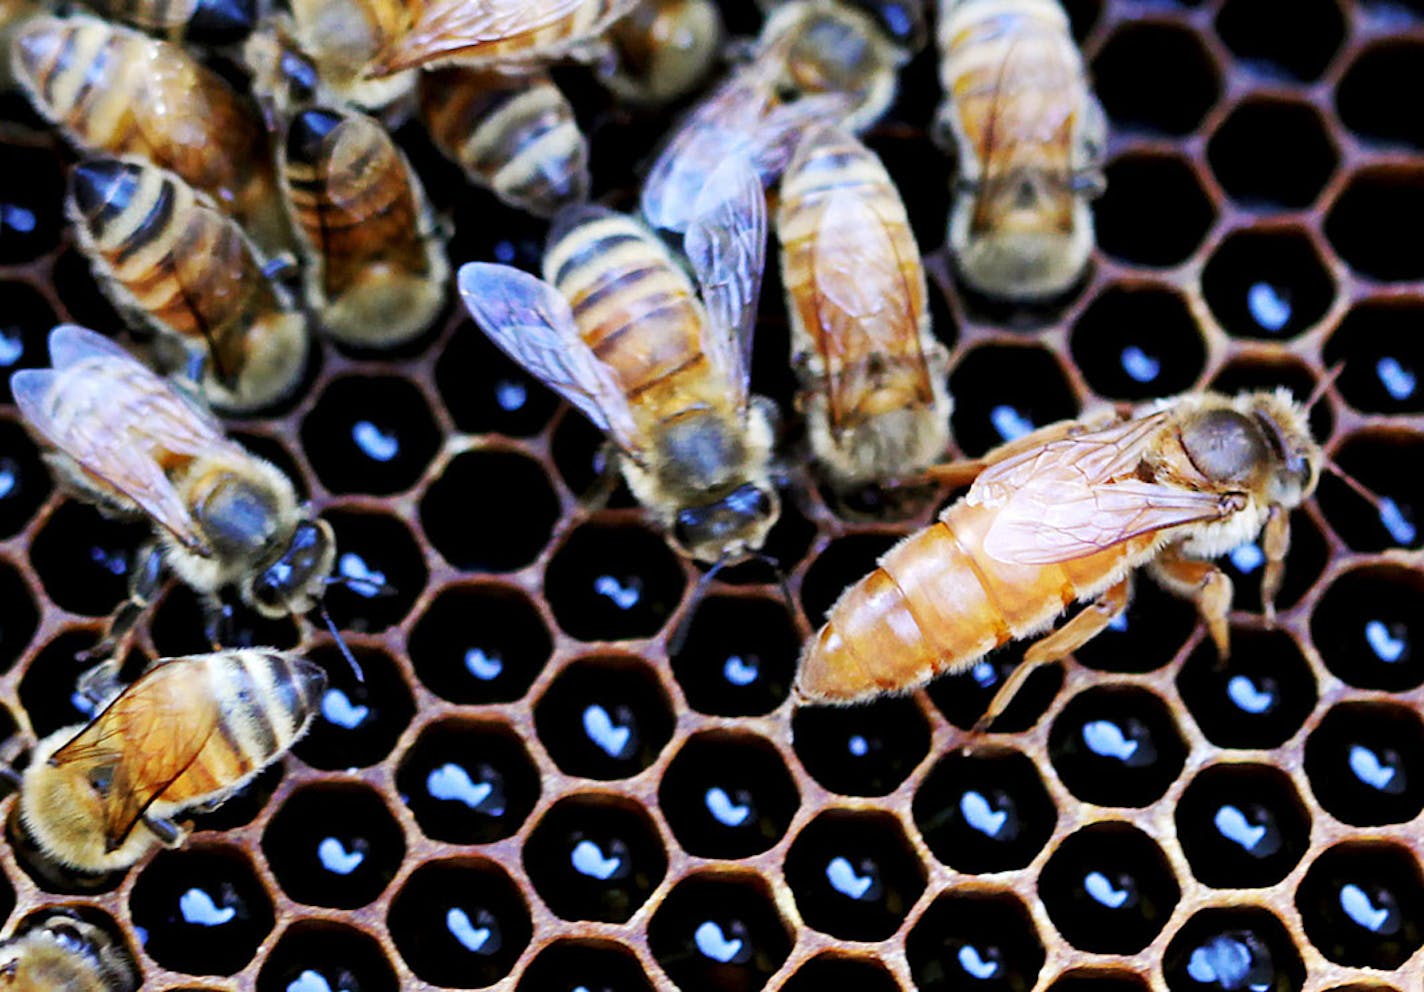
[[1180, 409, 1269, 484]]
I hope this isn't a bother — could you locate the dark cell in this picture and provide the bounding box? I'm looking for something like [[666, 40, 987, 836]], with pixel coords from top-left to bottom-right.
[[1324, 301, 1424, 414], [782, 954, 900, 992], [262, 784, 406, 909], [1093, 23, 1220, 134], [550, 408, 637, 506], [0, 283, 60, 406], [52, 249, 124, 335], [30, 500, 148, 618], [0, 144, 64, 264], [1070, 286, 1206, 401], [1049, 971, 1150, 992], [522, 795, 667, 923], [949, 345, 1078, 459], [0, 556, 37, 676], [395, 719, 540, 845], [914, 747, 1058, 874], [544, 522, 686, 641], [1202, 228, 1335, 340], [1311, 566, 1424, 692], [670, 595, 797, 716], [301, 375, 440, 495], [907, 891, 1045, 992], [928, 642, 1065, 733], [0, 418, 51, 538], [1305, 702, 1424, 827], [534, 656, 674, 780], [792, 696, 930, 797], [322, 510, 428, 632], [515, 940, 655, 992], [1326, 168, 1424, 281], [799, 533, 897, 627], [1163, 908, 1303, 992], [1071, 576, 1199, 674], [1337, 42, 1424, 149], [1095, 155, 1215, 266], [659, 731, 800, 860], [256, 922, 397, 992], [1316, 432, 1424, 553], [292, 642, 414, 771], [647, 873, 792, 992], [1297, 843, 1424, 969], [16, 629, 104, 741], [1048, 686, 1187, 807], [1177, 628, 1317, 749], [437, 318, 561, 436], [149, 584, 299, 660], [409, 583, 551, 704], [1216, 0, 1343, 81], [1208, 101, 1337, 210], [1038, 822, 1180, 953], [419, 449, 560, 572], [1176, 763, 1312, 888]]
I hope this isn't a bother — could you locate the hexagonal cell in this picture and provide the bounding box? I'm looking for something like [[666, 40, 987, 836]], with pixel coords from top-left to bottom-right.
[[0, 282, 60, 406], [515, 940, 654, 992], [659, 731, 799, 859], [1316, 432, 1424, 553], [544, 521, 686, 641], [1039, 822, 1180, 954], [1324, 301, 1424, 414], [419, 449, 560, 572], [1163, 907, 1303, 992], [792, 696, 929, 797], [949, 344, 1078, 459], [256, 922, 397, 992], [913, 746, 1057, 874], [1095, 154, 1215, 267], [1176, 763, 1311, 888], [799, 532, 897, 626], [17, 628, 109, 740], [1312, 565, 1424, 691], [1337, 42, 1424, 149], [783, 809, 926, 941], [907, 890, 1045, 992], [670, 595, 796, 716], [1202, 228, 1335, 339], [0, 144, 64, 265], [1216, 0, 1343, 81], [388, 858, 532, 989], [1070, 577, 1199, 674], [262, 783, 405, 909], [1049, 971, 1150, 992], [523, 794, 668, 923], [1327, 168, 1424, 281], [395, 718, 541, 844], [1305, 701, 1424, 827], [928, 642, 1064, 733], [292, 642, 414, 771], [30, 499, 148, 619], [0, 556, 36, 676], [322, 509, 428, 631], [1296, 843, 1424, 969], [436, 321, 561, 437], [1208, 101, 1337, 210], [784, 954, 899, 990], [1093, 23, 1220, 134], [1177, 628, 1316, 750], [52, 249, 125, 335], [647, 872, 792, 992], [409, 582, 552, 704], [1048, 686, 1187, 807], [129, 846, 275, 977], [1070, 285, 1206, 401], [0, 418, 51, 538], [534, 655, 675, 780], [300, 375, 439, 495]]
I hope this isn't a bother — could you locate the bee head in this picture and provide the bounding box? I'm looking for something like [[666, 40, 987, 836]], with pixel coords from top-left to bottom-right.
[[248, 517, 336, 617], [672, 483, 779, 563], [838, 0, 927, 51], [1179, 396, 1321, 508], [1250, 394, 1322, 507]]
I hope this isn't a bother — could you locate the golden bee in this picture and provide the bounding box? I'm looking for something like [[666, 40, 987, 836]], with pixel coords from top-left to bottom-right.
[[419, 66, 590, 218], [797, 390, 1323, 720], [16, 649, 326, 874], [77, 0, 257, 44], [11, 13, 289, 254], [12, 325, 338, 653], [598, 0, 724, 105], [65, 156, 310, 414], [778, 126, 951, 493], [0, 914, 137, 992], [461, 157, 781, 564], [276, 0, 417, 113], [281, 106, 449, 347], [936, 0, 1106, 300]]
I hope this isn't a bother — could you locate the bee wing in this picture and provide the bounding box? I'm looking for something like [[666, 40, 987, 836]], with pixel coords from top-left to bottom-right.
[[458, 263, 643, 458], [49, 660, 222, 849], [810, 187, 931, 430], [372, 0, 611, 73], [12, 326, 227, 556], [971, 411, 1240, 564], [684, 155, 766, 412]]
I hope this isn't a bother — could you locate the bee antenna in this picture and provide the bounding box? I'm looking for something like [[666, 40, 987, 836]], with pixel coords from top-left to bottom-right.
[[1306, 362, 1345, 414], [755, 551, 795, 616], [318, 603, 366, 683], [1325, 458, 1386, 513]]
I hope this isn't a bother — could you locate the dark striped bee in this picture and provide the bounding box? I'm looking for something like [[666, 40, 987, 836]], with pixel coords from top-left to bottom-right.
[[78, 0, 257, 44], [598, 0, 724, 105], [65, 156, 310, 413], [0, 914, 137, 992], [16, 649, 326, 873]]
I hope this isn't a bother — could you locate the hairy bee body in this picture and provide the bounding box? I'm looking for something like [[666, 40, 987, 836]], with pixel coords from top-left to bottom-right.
[[66, 157, 309, 413], [282, 107, 448, 347], [799, 391, 1322, 704], [79, 0, 257, 44], [12, 14, 288, 253], [778, 127, 950, 489], [599, 0, 724, 105], [18, 650, 326, 873], [285, 0, 416, 112], [936, 0, 1104, 299], [0, 915, 137, 992], [420, 67, 589, 218]]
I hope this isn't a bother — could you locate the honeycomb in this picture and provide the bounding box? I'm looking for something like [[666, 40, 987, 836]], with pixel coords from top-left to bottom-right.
[[0, 0, 1422, 988]]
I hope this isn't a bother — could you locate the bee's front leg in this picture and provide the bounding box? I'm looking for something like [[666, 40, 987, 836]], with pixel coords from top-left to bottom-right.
[[142, 814, 185, 847], [1260, 505, 1290, 624], [79, 542, 166, 664], [1149, 547, 1234, 660]]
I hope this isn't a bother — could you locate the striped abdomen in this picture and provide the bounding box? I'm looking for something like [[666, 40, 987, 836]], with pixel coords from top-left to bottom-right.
[[799, 498, 1154, 702], [83, 0, 257, 43], [600, 0, 722, 105], [420, 67, 589, 218]]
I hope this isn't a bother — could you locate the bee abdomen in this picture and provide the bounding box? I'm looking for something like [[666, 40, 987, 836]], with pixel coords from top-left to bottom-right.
[[208, 650, 325, 770], [85, 0, 256, 43]]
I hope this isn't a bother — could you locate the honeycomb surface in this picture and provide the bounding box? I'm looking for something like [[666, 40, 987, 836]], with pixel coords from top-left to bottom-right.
[[1, 0, 1423, 989]]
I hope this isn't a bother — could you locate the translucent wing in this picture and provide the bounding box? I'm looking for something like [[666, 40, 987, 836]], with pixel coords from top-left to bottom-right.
[[372, 0, 616, 73], [458, 263, 643, 458], [971, 411, 1240, 564], [50, 659, 221, 848], [684, 155, 766, 411]]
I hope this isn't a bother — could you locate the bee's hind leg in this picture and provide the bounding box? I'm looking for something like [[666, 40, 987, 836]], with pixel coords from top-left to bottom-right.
[[1149, 547, 1233, 660], [78, 542, 165, 664], [974, 578, 1132, 734], [142, 815, 185, 847]]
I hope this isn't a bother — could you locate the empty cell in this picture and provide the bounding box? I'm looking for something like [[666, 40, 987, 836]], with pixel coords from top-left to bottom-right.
[[659, 731, 800, 860], [907, 890, 1045, 992], [1070, 286, 1205, 401], [421, 449, 561, 572], [1177, 628, 1317, 750], [1312, 566, 1424, 692], [647, 873, 791, 992], [1215, 0, 1343, 81], [949, 345, 1078, 459], [292, 642, 413, 771], [1297, 843, 1424, 969], [396, 719, 540, 845], [409, 583, 551, 704], [1093, 23, 1219, 134], [1305, 702, 1424, 827], [534, 656, 674, 780], [515, 940, 654, 992], [1326, 169, 1424, 281], [301, 376, 440, 496], [1202, 228, 1335, 340], [1324, 301, 1424, 414], [263, 784, 406, 909], [322, 510, 428, 631], [256, 922, 397, 992], [545, 521, 686, 641], [1163, 907, 1303, 992], [1209, 101, 1337, 210], [1176, 763, 1312, 888], [793, 696, 930, 797], [1315, 432, 1424, 553], [1038, 822, 1180, 953], [1337, 42, 1424, 149], [671, 595, 797, 716], [914, 747, 1057, 874], [1049, 686, 1187, 807], [1095, 155, 1214, 267]]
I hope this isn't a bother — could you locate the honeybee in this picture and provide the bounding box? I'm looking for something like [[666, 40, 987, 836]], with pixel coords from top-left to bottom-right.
[[936, 0, 1106, 300], [16, 649, 326, 874], [778, 126, 951, 494], [598, 0, 724, 105], [419, 66, 590, 218], [0, 914, 137, 992], [797, 390, 1323, 721], [12, 325, 338, 654], [281, 106, 449, 347], [275, 0, 417, 113], [460, 157, 780, 564], [66, 156, 310, 414], [11, 14, 288, 254], [77, 0, 257, 44]]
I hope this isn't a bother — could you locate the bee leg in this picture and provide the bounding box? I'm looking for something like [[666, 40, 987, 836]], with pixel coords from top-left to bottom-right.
[[580, 442, 622, 511], [202, 598, 235, 650], [142, 814, 184, 847], [1260, 506, 1290, 624], [79, 543, 166, 664], [76, 660, 122, 711], [976, 578, 1131, 733], [1149, 551, 1233, 660]]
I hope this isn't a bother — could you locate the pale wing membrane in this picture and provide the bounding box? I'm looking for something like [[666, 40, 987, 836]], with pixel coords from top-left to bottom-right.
[[378, 0, 602, 72], [458, 263, 642, 457], [685, 155, 766, 410]]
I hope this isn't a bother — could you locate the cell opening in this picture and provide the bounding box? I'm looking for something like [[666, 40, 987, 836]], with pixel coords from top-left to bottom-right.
[[1070, 286, 1206, 401], [395, 718, 541, 845], [1305, 701, 1424, 827], [300, 375, 440, 496], [1163, 907, 1303, 992], [1324, 301, 1424, 414], [907, 890, 1045, 992], [322, 509, 428, 632], [658, 730, 800, 860], [515, 940, 655, 992], [1048, 685, 1187, 807], [1297, 843, 1424, 969], [1177, 627, 1316, 749], [544, 521, 686, 641], [409, 582, 552, 704], [261, 783, 406, 909], [1095, 154, 1215, 267], [1316, 431, 1424, 553], [913, 746, 1058, 874], [292, 641, 414, 771], [670, 594, 797, 716], [534, 655, 675, 780], [1201, 228, 1335, 340], [419, 448, 560, 572], [1337, 42, 1424, 149], [1093, 23, 1220, 135], [647, 873, 792, 992], [1176, 763, 1311, 888], [949, 344, 1079, 459], [792, 696, 930, 797], [1312, 565, 1424, 692], [256, 922, 398, 992], [1326, 168, 1424, 282]]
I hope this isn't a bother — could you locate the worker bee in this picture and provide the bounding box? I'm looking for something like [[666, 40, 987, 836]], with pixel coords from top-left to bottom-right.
[[12, 325, 338, 653], [16, 649, 326, 874], [0, 913, 137, 992], [77, 0, 257, 44], [598, 0, 724, 105], [778, 126, 951, 496], [11, 14, 289, 254], [65, 156, 310, 414], [797, 390, 1323, 721], [273, 0, 416, 114], [936, 0, 1106, 300], [281, 105, 449, 348], [419, 66, 590, 218], [461, 157, 780, 564]]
